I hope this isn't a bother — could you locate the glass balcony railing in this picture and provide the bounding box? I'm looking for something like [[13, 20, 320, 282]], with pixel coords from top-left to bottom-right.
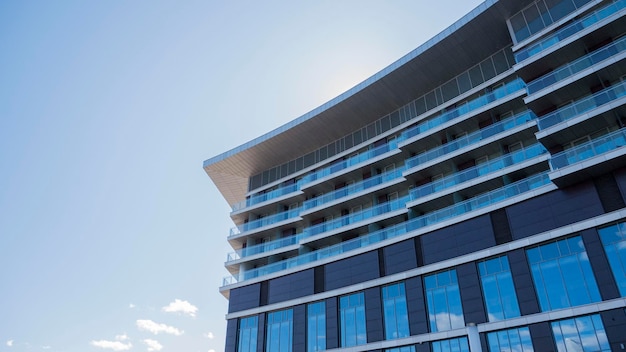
[[301, 140, 399, 185], [302, 195, 411, 238], [229, 208, 301, 238], [303, 168, 405, 210], [232, 183, 300, 213], [226, 194, 411, 263], [401, 79, 527, 142], [232, 79, 526, 214], [409, 143, 548, 202], [405, 110, 537, 171], [226, 235, 300, 262], [550, 128, 626, 169], [222, 172, 552, 285], [527, 36, 626, 95], [537, 81, 626, 130], [515, 0, 626, 63]]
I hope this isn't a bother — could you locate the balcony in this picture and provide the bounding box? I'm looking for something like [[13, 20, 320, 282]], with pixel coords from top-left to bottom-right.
[[549, 127, 626, 186], [403, 110, 537, 177], [536, 81, 626, 148], [514, 0, 626, 64], [407, 143, 548, 209], [399, 79, 526, 148], [526, 36, 626, 99], [228, 208, 301, 239], [222, 172, 552, 286], [231, 183, 302, 214], [301, 167, 406, 214]]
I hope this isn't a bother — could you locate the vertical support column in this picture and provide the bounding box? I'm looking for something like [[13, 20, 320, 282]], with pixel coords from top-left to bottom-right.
[[365, 287, 384, 343], [325, 297, 339, 349]]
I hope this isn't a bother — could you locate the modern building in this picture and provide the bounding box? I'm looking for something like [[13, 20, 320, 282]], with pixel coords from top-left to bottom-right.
[[203, 0, 626, 351]]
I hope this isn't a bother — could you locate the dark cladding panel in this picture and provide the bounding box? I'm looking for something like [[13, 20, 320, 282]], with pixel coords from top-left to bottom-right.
[[421, 214, 495, 265], [457, 262, 487, 324], [364, 287, 384, 343], [529, 322, 556, 352], [326, 297, 339, 349], [580, 228, 620, 300], [325, 251, 380, 291], [256, 313, 265, 352], [614, 167, 626, 202], [383, 239, 418, 275], [268, 269, 314, 304], [228, 283, 261, 313], [224, 319, 238, 352], [293, 305, 306, 352], [506, 181, 604, 240], [405, 276, 429, 335], [507, 249, 540, 316], [600, 309, 626, 350]]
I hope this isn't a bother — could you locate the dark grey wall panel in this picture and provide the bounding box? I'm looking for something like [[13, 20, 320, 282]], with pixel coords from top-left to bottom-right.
[[507, 249, 540, 316], [506, 181, 604, 240], [416, 342, 430, 352], [256, 313, 265, 352], [325, 251, 380, 291], [600, 308, 626, 350], [421, 214, 495, 265], [594, 173, 626, 212], [580, 228, 620, 300], [405, 276, 429, 335], [267, 269, 314, 304], [326, 297, 339, 349], [383, 239, 418, 275], [224, 319, 238, 352], [228, 283, 261, 313], [491, 208, 512, 245], [292, 305, 306, 352], [457, 262, 488, 324], [365, 287, 384, 343], [614, 167, 626, 203], [529, 322, 555, 352]]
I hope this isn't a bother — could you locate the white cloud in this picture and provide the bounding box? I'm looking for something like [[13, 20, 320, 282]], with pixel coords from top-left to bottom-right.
[[136, 319, 183, 336], [90, 340, 132, 351], [143, 339, 163, 352], [6, 339, 13, 347], [115, 334, 129, 341], [129, 303, 136, 309], [204, 332, 214, 339], [161, 299, 198, 317]]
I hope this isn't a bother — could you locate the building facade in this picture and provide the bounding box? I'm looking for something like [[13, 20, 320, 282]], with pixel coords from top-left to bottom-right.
[[203, 0, 626, 351]]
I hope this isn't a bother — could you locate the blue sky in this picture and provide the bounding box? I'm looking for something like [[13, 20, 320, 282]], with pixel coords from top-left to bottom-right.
[[0, 1, 483, 351]]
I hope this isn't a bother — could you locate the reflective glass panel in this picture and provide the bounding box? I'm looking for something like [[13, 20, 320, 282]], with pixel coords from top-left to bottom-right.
[[340, 292, 367, 347], [238, 316, 258, 352], [424, 269, 465, 332], [386, 347, 415, 352], [551, 314, 610, 352], [478, 256, 521, 321], [266, 309, 293, 352], [432, 337, 469, 352], [307, 301, 326, 351], [383, 282, 410, 340], [487, 327, 534, 352], [598, 222, 626, 296], [526, 236, 601, 311]]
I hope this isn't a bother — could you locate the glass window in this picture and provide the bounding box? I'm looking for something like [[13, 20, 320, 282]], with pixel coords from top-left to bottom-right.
[[266, 309, 293, 352], [487, 327, 534, 352], [432, 337, 469, 352], [551, 314, 610, 352], [307, 301, 326, 352], [238, 316, 258, 352], [382, 282, 410, 340], [526, 236, 601, 311], [386, 347, 415, 352], [598, 222, 626, 296], [424, 269, 465, 332], [478, 256, 521, 321], [340, 292, 367, 347]]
